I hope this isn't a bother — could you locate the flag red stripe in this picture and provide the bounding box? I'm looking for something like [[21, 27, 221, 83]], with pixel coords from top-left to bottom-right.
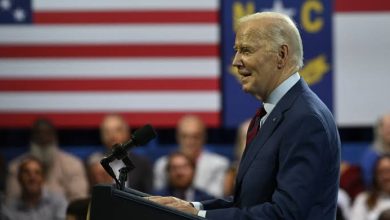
[[0, 78, 219, 91], [34, 10, 218, 24], [0, 44, 218, 58], [335, 0, 390, 12], [0, 112, 220, 128]]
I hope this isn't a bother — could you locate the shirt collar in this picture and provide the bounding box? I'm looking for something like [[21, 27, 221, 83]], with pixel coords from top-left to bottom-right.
[[263, 72, 300, 114], [16, 188, 50, 210]]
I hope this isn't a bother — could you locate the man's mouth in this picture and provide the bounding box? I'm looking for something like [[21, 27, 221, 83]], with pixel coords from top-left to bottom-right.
[[238, 70, 251, 77], [239, 72, 252, 82]]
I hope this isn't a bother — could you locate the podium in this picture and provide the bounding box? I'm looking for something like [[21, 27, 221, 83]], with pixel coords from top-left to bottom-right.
[[90, 184, 205, 220]]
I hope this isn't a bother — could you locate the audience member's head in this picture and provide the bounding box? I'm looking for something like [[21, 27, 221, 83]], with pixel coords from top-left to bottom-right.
[[30, 118, 58, 166], [367, 154, 390, 209], [379, 209, 390, 220], [86, 155, 112, 187], [100, 114, 131, 150], [176, 115, 206, 160], [375, 114, 390, 153], [166, 152, 196, 191], [17, 156, 45, 200], [66, 198, 90, 220]]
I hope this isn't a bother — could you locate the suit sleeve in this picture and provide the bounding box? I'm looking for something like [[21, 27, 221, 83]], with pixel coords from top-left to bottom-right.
[[205, 114, 336, 220]]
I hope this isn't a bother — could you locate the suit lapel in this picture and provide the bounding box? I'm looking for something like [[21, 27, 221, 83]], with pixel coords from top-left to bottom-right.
[[234, 79, 307, 199], [235, 108, 283, 183]]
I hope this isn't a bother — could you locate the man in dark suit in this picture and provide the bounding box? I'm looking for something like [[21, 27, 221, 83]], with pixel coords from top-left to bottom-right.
[[149, 11, 340, 220]]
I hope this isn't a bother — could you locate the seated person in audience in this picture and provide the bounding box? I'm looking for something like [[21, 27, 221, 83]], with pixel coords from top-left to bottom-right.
[[86, 155, 112, 189], [337, 188, 351, 220], [340, 160, 365, 201], [361, 114, 390, 186], [0, 153, 6, 195], [379, 209, 390, 220], [87, 114, 153, 193], [224, 119, 250, 196], [66, 198, 90, 220], [154, 115, 229, 197], [350, 154, 390, 220], [154, 152, 213, 201], [2, 156, 67, 220], [6, 118, 88, 202]]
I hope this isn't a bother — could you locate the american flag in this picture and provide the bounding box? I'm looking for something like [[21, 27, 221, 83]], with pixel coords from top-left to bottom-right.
[[0, 0, 221, 128]]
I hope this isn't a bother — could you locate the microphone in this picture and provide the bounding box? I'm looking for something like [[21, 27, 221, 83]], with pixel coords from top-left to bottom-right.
[[100, 124, 157, 188], [101, 124, 157, 163]]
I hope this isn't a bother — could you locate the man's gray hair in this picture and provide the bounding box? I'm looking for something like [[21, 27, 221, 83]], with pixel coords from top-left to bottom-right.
[[237, 12, 304, 71]]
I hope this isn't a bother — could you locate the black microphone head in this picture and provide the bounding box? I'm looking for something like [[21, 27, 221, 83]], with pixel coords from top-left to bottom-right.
[[132, 124, 157, 146]]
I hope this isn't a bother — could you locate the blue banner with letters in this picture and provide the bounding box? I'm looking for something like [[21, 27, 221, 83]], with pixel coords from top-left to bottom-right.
[[222, 0, 333, 128]]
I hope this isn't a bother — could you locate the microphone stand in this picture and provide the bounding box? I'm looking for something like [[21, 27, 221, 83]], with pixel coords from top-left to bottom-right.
[[100, 143, 135, 190], [118, 156, 135, 190]]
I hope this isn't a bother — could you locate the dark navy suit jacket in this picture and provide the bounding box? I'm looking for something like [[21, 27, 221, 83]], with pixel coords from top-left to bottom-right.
[[202, 79, 341, 220]]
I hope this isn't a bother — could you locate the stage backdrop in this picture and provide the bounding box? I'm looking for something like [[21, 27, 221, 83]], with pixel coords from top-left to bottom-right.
[[222, 0, 333, 128], [0, 0, 221, 128], [1, 0, 389, 128]]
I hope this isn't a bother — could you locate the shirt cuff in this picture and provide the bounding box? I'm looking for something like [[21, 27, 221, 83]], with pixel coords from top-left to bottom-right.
[[198, 210, 207, 218], [190, 202, 203, 210]]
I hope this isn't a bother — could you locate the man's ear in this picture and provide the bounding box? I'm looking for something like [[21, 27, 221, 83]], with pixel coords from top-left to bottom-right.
[[277, 45, 289, 69]]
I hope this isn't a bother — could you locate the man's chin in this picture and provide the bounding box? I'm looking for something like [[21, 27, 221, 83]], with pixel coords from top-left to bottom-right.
[[241, 85, 251, 93]]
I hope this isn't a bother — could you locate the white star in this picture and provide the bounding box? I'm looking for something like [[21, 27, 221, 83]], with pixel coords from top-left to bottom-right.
[[13, 8, 26, 21], [262, 0, 296, 18], [0, 0, 11, 11]]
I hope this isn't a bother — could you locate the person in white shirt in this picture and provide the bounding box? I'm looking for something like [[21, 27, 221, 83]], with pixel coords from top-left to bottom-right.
[[350, 154, 390, 220], [153, 115, 229, 197]]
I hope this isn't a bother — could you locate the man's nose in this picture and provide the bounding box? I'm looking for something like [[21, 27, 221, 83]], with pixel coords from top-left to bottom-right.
[[232, 52, 243, 68]]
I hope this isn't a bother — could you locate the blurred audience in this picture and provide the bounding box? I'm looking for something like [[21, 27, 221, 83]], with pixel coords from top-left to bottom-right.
[[379, 209, 390, 220], [87, 114, 153, 193], [224, 119, 250, 196], [361, 114, 390, 186], [5, 118, 88, 202], [340, 160, 365, 201], [154, 152, 213, 201], [350, 154, 390, 220], [337, 188, 351, 220], [86, 155, 112, 188], [66, 198, 90, 220], [2, 156, 67, 220], [154, 115, 229, 197], [0, 153, 6, 195]]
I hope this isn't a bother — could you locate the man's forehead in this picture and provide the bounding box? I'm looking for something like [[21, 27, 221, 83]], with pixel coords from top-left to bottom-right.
[[235, 31, 262, 48], [235, 22, 263, 45]]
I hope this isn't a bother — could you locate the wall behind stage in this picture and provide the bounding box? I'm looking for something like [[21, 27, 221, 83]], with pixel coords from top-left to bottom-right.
[[334, 0, 390, 126]]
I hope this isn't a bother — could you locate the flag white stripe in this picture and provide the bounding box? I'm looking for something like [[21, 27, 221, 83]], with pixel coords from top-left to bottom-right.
[[0, 92, 220, 111], [0, 25, 218, 44], [0, 58, 219, 78], [34, 0, 218, 11], [335, 13, 390, 126]]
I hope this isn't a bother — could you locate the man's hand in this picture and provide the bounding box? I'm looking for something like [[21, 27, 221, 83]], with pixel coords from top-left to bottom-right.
[[146, 196, 198, 216]]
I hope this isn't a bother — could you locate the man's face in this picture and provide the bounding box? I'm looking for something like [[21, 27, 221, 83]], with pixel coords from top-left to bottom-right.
[[101, 116, 130, 150], [18, 160, 44, 196], [88, 163, 112, 186], [168, 155, 194, 190], [31, 124, 56, 148], [232, 21, 280, 100], [377, 158, 390, 193], [176, 120, 205, 160]]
